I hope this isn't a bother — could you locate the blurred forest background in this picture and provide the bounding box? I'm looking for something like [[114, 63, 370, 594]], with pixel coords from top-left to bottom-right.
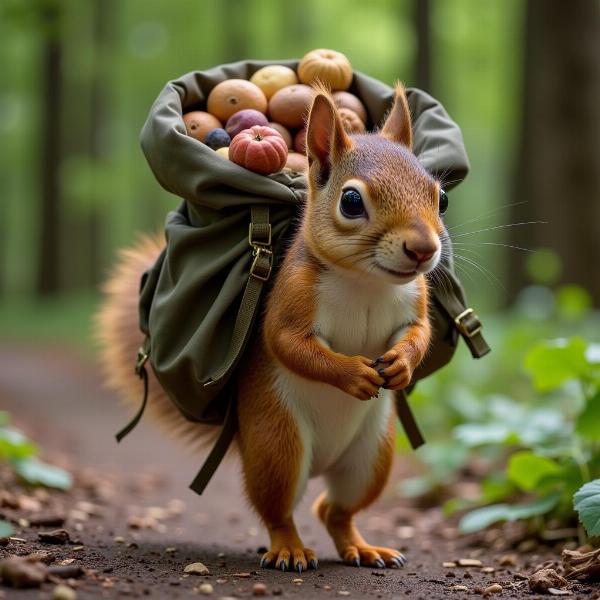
[[1, 0, 599, 339], [1, 0, 600, 539]]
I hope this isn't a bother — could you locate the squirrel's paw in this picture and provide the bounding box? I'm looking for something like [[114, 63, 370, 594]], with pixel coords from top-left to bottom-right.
[[374, 350, 413, 390], [260, 546, 318, 573], [341, 544, 406, 569], [342, 356, 385, 400]]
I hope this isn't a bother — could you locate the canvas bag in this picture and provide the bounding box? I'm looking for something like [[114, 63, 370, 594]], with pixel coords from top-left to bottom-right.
[[120, 59, 490, 494]]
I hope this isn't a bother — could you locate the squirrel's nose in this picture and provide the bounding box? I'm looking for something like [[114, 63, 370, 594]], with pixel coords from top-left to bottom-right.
[[403, 241, 436, 264]]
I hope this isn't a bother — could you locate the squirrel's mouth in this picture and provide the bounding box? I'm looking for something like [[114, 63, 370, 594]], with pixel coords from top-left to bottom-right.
[[374, 263, 417, 279]]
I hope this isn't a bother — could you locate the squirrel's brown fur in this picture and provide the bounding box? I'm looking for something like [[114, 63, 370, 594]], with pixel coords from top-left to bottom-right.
[[97, 83, 444, 572]]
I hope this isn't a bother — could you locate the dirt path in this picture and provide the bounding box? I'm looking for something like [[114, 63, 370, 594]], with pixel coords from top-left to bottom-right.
[[0, 345, 594, 599]]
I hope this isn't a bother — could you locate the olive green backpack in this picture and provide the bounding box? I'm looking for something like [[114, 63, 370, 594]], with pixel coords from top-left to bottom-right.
[[117, 59, 490, 495]]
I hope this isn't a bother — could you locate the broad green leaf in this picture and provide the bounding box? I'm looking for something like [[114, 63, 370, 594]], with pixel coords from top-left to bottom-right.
[[459, 504, 515, 534], [13, 458, 72, 490], [576, 390, 600, 440], [556, 285, 593, 321], [0, 520, 13, 537], [459, 493, 561, 534], [574, 479, 600, 537], [481, 474, 516, 503], [524, 338, 589, 392], [0, 427, 37, 461], [507, 451, 561, 492], [454, 422, 512, 447]]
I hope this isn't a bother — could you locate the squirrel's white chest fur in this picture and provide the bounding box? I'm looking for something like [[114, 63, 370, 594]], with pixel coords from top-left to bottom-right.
[[273, 269, 420, 507]]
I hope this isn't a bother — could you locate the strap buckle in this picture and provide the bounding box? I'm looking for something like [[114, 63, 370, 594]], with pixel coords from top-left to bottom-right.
[[248, 222, 272, 248], [454, 308, 482, 338], [134, 340, 150, 376], [250, 246, 273, 282]]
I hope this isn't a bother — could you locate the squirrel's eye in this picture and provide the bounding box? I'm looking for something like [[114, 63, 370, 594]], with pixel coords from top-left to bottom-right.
[[340, 188, 366, 219], [439, 189, 449, 215]]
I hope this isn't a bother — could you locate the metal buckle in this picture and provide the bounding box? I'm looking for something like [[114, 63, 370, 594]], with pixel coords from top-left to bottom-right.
[[454, 308, 482, 338], [250, 246, 273, 282], [248, 222, 272, 247], [135, 345, 149, 376]]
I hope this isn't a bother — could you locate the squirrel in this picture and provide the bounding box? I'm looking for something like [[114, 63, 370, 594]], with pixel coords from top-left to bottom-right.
[[97, 84, 444, 573]]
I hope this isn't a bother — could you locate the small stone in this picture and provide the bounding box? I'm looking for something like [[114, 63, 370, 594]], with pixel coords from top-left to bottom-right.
[[457, 558, 483, 567], [518, 539, 537, 553], [197, 583, 213, 595], [323, 585, 332, 590], [165, 547, 177, 554], [338, 592, 351, 597], [292, 578, 303, 584], [482, 567, 495, 573], [28, 514, 66, 528], [231, 572, 251, 578], [52, 584, 77, 600], [498, 554, 517, 567], [26, 551, 55, 564], [443, 561, 458, 568], [184, 562, 210, 576], [529, 568, 569, 593], [0, 556, 48, 588], [396, 526, 415, 539], [252, 582, 267, 596], [113, 536, 125, 544], [48, 565, 84, 579], [451, 585, 469, 592], [272, 587, 283, 596], [548, 589, 572, 596], [484, 583, 503, 594], [38, 529, 70, 544]]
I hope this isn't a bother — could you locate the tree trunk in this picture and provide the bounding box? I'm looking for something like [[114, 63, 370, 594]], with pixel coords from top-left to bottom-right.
[[87, 0, 114, 287], [415, 0, 431, 92], [36, 3, 63, 296], [509, 0, 600, 304]]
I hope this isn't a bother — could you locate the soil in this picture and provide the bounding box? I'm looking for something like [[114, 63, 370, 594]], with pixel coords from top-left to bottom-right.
[[1, 344, 598, 599]]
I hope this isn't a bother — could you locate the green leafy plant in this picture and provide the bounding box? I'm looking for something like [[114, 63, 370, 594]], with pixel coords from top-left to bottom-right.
[[455, 337, 600, 536], [0, 410, 72, 490]]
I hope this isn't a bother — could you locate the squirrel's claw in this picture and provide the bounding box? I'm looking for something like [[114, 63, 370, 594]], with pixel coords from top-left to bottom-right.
[[309, 558, 319, 570]]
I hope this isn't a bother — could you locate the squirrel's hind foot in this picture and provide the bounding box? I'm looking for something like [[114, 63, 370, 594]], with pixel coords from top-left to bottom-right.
[[342, 544, 406, 569], [260, 547, 318, 573]]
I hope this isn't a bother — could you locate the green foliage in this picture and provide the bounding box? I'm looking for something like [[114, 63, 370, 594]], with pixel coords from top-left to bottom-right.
[[0, 412, 72, 490], [402, 288, 600, 539], [524, 337, 589, 392], [454, 335, 600, 535], [574, 480, 600, 537], [0, 520, 13, 538], [459, 493, 561, 534], [507, 451, 561, 493]]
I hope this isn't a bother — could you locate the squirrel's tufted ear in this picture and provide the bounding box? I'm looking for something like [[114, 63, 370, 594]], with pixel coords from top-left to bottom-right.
[[380, 82, 412, 150], [306, 91, 352, 186]]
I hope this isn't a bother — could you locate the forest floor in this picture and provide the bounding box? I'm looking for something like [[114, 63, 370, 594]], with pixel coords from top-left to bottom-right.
[[0, 344, 598, 599]]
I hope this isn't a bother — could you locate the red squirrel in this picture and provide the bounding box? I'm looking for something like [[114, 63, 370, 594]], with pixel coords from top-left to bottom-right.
[[98, 84, 444, 573]]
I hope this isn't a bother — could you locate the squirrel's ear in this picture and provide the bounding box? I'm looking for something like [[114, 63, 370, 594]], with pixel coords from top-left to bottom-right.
[[380, 82, 412, 149], [306, 92, 352, 186]]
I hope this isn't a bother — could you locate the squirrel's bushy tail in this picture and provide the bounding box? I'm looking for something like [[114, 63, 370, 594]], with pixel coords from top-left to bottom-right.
[[95, 235, 219, 452]]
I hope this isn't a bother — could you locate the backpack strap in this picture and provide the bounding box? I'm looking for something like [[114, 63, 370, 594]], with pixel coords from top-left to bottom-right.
[[189, 204, 273, 494], [436, 294, 490, 359], [116, 205, 273, 498], [202, 205, 272, 386], [432, 268, 491, 359]]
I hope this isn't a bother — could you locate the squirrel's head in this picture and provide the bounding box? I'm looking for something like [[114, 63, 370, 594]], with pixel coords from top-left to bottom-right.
[[303, 84, 445, 285]]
